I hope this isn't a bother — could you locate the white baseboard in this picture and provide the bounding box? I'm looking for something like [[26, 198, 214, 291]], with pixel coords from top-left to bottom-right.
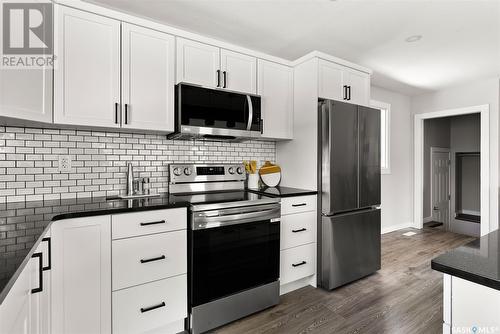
[[423, 216, 433, 223], [381, 222, 414, 234]]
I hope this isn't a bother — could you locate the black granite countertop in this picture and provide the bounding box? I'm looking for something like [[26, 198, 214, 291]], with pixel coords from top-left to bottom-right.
[[0, 195, 189, 304], [247, 186, 318, 198], [432, 230, 500, 290]]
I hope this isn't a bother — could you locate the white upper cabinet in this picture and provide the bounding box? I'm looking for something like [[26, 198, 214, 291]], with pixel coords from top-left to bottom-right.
[[0, 68, 52, 123], [121, 23, 175, 132], [344, 69, 370, 106], [176, 37, 220, 87], [54, 5, 121, 127], [258, 60, 293, 140], [318, 59, 345, 101], [220, 49, 257, 94], [318, 59, 370, 106]]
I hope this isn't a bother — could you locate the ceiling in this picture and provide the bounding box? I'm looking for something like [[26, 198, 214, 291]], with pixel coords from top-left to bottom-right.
[[87, 0, 500, 96]]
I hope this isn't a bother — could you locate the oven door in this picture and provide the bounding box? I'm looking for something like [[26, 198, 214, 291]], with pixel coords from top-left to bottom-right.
[[175, 83, 262, 140], [190, 206, 280, 307]]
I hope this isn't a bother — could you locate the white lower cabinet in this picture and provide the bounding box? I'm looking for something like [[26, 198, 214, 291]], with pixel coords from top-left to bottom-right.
[[0, 231, 51, 334], [51, 215, 112, 334], [112, 275, 187, 334], [442, 274, 500, 333], [279, 195, 317, 294]]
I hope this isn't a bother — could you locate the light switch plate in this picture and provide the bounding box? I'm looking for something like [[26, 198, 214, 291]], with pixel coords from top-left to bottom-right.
[[58, 155, 72, 173]]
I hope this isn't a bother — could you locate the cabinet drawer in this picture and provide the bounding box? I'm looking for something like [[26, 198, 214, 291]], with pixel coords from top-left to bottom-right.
[[112, 230, 187, 290], [281, 211, 316, 250], [281, 196, 316, 215], [113, 275, 187, 334], [280, 243, 316, 285], [112, 208, 186, 239]]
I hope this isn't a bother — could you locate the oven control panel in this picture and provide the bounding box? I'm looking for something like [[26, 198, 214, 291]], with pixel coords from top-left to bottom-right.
[[169, 164, 246, 184]]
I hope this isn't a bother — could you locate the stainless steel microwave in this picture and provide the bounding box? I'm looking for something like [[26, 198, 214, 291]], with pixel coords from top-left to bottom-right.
[[167, 83, 262, 141]]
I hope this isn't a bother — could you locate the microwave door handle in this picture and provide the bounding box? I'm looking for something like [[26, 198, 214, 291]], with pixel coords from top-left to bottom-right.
[[246, 95, 253, 131]]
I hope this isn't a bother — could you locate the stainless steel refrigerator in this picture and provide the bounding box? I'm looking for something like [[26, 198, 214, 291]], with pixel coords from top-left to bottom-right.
[[318, 99, 381, 290]]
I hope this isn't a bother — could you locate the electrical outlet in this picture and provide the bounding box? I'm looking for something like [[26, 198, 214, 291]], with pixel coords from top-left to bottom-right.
[[58, 155, 72, 173]]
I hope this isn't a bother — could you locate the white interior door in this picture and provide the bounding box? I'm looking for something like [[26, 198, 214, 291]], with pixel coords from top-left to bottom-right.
[[122, 23, 175, 132], [431, 148, 451, 226]]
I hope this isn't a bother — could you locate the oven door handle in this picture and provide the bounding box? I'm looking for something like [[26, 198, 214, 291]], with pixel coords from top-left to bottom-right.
[[194, 208, 280, 230]]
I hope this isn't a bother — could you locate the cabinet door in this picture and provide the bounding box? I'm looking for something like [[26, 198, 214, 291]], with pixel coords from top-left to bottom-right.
[[176, 37, 220, 87], [257, 59, 293, 140], [318, 59, 345, 101], [345, 70, 370, 106], [359, 106, 381, 208], [30, 234, 52, 334], [220, 49, 256, 94], [122, 23, 175, 132], [51, 216, 111, 334], [0, 68, 52, 123], [54, 5, 120, 127], [0, 257, 32, 334]]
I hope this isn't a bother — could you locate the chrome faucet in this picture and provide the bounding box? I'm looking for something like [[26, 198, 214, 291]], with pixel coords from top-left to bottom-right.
[[126, 163, 134, 196]]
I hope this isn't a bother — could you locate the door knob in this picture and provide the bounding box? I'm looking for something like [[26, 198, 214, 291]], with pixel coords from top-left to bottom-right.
[[433, 206, 439, 211]]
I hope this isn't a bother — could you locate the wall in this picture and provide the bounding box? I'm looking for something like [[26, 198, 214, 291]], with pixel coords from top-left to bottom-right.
[[371, 86, 413, 233], [0, 126, 276, 203], [412, 76, 500, 233], [423, 117, 451, 218]]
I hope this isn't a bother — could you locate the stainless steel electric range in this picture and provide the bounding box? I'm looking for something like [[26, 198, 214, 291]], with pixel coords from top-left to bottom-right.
[[169, 164, 281, 334]]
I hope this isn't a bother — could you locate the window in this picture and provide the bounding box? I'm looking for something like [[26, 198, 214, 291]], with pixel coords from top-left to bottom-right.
[[370, 100, 391, 174]]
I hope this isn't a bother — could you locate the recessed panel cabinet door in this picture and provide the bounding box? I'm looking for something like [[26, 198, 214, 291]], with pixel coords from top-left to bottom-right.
[[54, 5, 120, 127], [345, 70, 370, 106], [318, 59, 345, 101], [51, 216, 111, 334], [176, 37, 220, 87], [122, 23, 175, 132], [220, 49, 256, 94], [258, 59, 293, 140]]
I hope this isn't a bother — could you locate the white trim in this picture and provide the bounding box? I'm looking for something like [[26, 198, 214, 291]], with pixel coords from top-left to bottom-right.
[[413, 104, 490, 236], [291, 50, 372, 74], [381, 222, 414, 234], [371, 99, 391, 175], [430, 147, 451, 230]]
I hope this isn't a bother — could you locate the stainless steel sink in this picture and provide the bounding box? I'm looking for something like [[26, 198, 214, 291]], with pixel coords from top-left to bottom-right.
[[106, 193, 161, 200]]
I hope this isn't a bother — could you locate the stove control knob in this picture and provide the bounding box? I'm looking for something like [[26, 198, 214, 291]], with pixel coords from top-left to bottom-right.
[[184, 167, 192, 176], [228, 167, 235, 175], [173, 167, 182, 176], [236, 167, 244, 175]]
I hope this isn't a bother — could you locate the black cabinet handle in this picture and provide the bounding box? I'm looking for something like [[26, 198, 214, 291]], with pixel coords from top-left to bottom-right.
[[292, 261, 307, 267], [216, 70, 221, 87], [260, 119, 264, 134], [223, 71, 227, 88], [292, 228, 307, 233], [114, 103, 119, 124], [140, 255, 166, 264], [42, 237, 51, 271], [140, 220, 166, 226], [291, 203, 307, 207], [124, 104, 129, 124], [343, 85, 347, 100], [31, 252, 43, 294], [347, 86, 351, 100], [140, 301, 166, 313]]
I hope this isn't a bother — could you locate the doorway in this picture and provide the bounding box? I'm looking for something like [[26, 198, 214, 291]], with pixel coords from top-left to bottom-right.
[[430, 147, 451, 230], [414, 105, 490, 236]]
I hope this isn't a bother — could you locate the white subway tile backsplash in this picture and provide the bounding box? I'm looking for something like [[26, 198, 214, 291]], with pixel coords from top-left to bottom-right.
[[0, 126, 275, 203]]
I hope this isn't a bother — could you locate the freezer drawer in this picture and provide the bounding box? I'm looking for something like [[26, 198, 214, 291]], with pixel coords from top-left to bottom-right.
[[320, 209, 381, 290]]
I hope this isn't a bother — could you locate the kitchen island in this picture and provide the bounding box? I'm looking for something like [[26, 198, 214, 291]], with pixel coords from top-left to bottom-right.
[[432, 230, 500, 334]]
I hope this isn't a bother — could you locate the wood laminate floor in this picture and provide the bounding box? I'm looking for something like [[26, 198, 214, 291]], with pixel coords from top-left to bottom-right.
[[212, 227, 475, 334]]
